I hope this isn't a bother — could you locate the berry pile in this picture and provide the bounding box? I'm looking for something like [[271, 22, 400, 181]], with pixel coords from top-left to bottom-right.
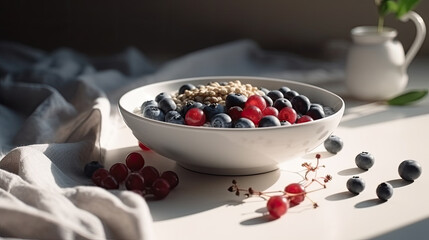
[[84, 151, 179, 199], [228, 154, 332, 219], [140, 81, 335, 128]]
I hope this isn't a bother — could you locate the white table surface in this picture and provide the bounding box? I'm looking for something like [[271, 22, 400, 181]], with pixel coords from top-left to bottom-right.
[[106, 58, 429, 240]]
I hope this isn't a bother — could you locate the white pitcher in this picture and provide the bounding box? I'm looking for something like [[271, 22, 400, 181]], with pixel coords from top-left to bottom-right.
[[345, 11, 426, 101]]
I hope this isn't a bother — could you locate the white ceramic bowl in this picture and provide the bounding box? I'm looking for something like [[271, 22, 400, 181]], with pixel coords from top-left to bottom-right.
[[119, 76, 344, 175]]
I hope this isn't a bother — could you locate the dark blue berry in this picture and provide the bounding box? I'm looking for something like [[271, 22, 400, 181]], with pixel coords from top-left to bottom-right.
[[84, 161, 104, 178], [210, 113, 232, 128], [273, 98, 292, 111], [307, 107, 325, 120], [278, 86, 291, 96], [141, 100, 157, 113], [291, 95, 311, 115], [310, 103, 323, 110], [376, 182, 393, 201], [225, 93, 247, 110], [158, 97, 177, 113], [280, 120, 291, 126], [267, 90, 284, 102], [203, 103, 225, 121], [165, 111, 185, 124], [355, 152, 375, 170], [398, 160, 422, 181], [234, 118, 255, 128], [178, 83, 196, 95], [323, 106, 335, 116], [346, 176, 365, 194], [155, 92, 170, 103], [259, 87, 270, 95], [284, 90, 299, 100], [262, 95, 273, 107], [324, 135, 343, 154], [143, 106, 165, 121], [258, 115, 281, 127]]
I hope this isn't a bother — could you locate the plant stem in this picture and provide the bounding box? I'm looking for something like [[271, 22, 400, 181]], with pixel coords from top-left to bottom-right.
[[378, 15, 384, 32]]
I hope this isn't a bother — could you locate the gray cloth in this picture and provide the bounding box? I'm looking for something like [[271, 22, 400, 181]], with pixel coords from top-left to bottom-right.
[[0, 39, 343, 239]]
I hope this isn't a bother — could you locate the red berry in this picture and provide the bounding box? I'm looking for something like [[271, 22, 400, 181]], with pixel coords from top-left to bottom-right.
[[296, 115, 313, 124], [131, 189, 145, 197], [262, 106, 279, 117], [152, 178, 171, 199], [185, 108, 206, 126], [101, 175, 119, 189], [92, 168, 109, 186], [266, 196, 288, 219], [241, 106, 263, 125], [278, 107, 297, 124], [138, 142, 151, 151], [161, 171, 179, 189], [245, 95, 267, 111], [228, 106, 243, 121], [109, 163, 129, 183], [284, 183, 306, 206], [125, 172, 145, 191], [125, 152, 145, 171], [139, 166, 160, 187]]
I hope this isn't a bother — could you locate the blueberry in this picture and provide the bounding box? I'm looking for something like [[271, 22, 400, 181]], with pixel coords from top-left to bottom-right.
[[262, 95, 273, 107], [234, 118, 255, 128], [155, 92, 170, 103], [398, 160, 422, 181], [323, 106, 335, 117], [280, 120, 292, 126], [355, 152, 375, 170], [178, 83, 196, 95], [165, 111, 185, 124], [306, 107, 325, 120], [143, 106, 165, 121], [291, 95, 311, 115], [346, 176, 365, 194], [376, 182, 393, 201], [210, 113, 232, 128], [278, 86, 291, 96], [259, 87, 270, 95], [158, 97, 177, 113], [310, 103, 323, 110], [203, 103, 225, 121], [141, 100, 157, 113], [273, 98, 292, 111], [225, 93, 247, 110], [258, 115, 281, 128], [267, 90, 284, 102], [284, 90, 299, 100], [84, 161, 104, 178], [324, 135, 343, 154]]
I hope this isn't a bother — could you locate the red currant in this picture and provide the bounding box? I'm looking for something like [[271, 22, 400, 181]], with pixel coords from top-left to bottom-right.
[[138, 141, 151, 151], [161, 171, 179, 189], [125, 152, 145, 171], [284, 183, 306, 206], [185, 108, 206, 126], [101, 175, 119, 189], [296, 115, 313, 124], [125, 172, 145, 191], [245, 95, 266, 111], [139, 166, 160, 187], [152, 178, 171, 199], [241, 105, 263, 125], [262, 106, 279, 117], [266, 196, 288, 219], [109, 163, 129, 183], [92, 168, 109, 186], [228, 106, 243, 121], [278, 107, 297, 124]]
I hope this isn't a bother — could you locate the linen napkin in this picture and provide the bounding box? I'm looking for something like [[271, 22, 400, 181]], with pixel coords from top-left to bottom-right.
[[0, 39, 344, 240]]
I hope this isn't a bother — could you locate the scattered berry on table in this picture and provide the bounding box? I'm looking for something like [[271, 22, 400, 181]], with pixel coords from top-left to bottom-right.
[[266, 196, 288, 219], [376, 182, 393, 201], [84, 161, 104, 178], [92, 168, 109, 187], [138, 142, 151, 151], [139, 166, 160, 187], [347, 176, 365, 194], [101, 175, 119, 189], [284, 183, 306, 206], [125, 152, 145, 171], [398, 160, 422, 181], [125, 172, 145, 191], [355, 152, 375, 170], [324, 135, 344, 154], [161, 171, 179, 189], [109, 163, 129, 183], [152, 178, 171, 199]]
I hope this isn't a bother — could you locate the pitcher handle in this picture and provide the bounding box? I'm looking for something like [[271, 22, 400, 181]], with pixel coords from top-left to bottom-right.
[[400, 11, 426, 70]]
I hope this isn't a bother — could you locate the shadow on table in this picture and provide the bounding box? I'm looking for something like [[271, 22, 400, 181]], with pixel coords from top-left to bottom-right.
[[369, 217, 429, 240]]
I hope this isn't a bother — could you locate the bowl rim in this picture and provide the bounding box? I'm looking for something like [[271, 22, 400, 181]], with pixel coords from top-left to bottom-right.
[[118, 76, 345, 132]]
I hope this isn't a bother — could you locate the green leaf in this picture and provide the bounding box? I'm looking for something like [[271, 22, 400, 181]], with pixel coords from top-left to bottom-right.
[[396, 0, 420, 17], [387, 89, 428, 105], [379, 0, 399, 16]]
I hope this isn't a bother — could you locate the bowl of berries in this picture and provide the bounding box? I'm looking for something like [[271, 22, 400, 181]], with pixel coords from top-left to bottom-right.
[[119, 76, 344, 175]]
